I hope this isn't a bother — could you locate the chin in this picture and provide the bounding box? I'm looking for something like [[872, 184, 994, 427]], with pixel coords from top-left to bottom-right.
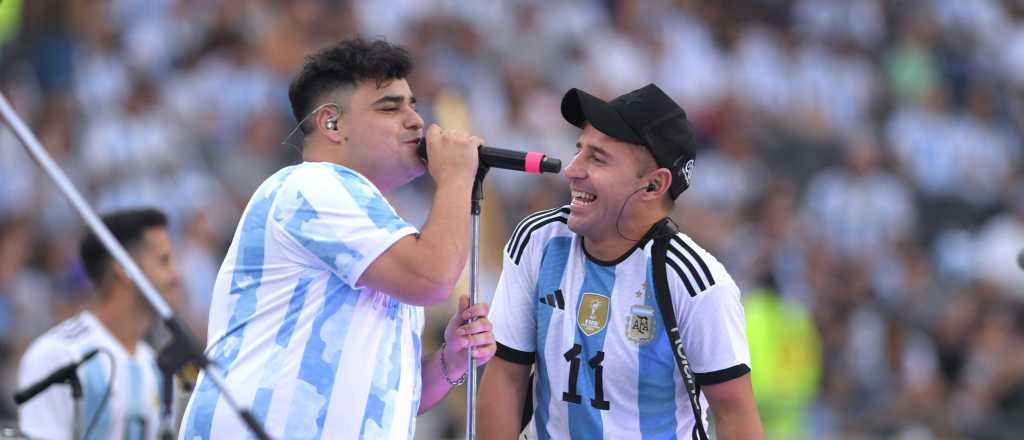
[[407, 163, 427, 182], [566, 215, 587, 235], [394, 167, 424, 189]]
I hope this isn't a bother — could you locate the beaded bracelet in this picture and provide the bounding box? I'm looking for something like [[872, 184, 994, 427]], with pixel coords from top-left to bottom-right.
[[440, 341, 467, 386]]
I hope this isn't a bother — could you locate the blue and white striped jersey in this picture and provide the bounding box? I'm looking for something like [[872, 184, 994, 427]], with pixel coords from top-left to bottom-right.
[[18, 312, 164, 440], [179, 162, 422, 440], [490, 207, 751, 439]]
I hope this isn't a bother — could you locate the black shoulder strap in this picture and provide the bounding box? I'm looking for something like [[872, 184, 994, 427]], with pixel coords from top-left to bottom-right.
[[653, 233, 709, 440]]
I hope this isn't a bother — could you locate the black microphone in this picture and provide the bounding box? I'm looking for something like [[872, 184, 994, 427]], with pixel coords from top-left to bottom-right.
[[417, 137, 561, 174], [14, 348, 100, 405]]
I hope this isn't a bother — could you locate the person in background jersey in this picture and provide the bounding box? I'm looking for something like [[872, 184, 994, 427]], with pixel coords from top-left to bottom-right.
[[478, 84, 764, 439], [18, 208, 182, 439], [179, 38, 496, 439]]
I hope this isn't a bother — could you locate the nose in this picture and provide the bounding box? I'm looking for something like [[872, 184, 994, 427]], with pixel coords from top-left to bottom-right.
[[168, 264, 182, 291], [405, 107, 424, 132], [563, 154, 585, 181]]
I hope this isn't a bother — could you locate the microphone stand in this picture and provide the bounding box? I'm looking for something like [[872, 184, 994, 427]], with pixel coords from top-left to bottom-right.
[[465, 165, 489, 440], [159, 369, 176, 440], [13, 360, 84, 439], [69, 374, 82, 440], [0, 92, 272, 440]]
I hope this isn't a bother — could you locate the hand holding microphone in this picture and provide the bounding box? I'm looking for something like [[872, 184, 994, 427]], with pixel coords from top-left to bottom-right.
[[422, 124, 483, 186], [418, 125, 561, 176]]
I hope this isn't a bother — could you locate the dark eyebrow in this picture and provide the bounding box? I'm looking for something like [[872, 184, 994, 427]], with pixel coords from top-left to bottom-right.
[[577, 142, 606, 157], [373, 95, 415, 106]]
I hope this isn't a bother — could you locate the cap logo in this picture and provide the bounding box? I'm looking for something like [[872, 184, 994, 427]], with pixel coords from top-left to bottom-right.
[[682, 159, 694, 185], [619, 90, 646, 105]]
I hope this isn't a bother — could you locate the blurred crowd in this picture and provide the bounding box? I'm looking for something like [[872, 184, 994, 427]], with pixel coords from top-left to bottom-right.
[[1, 0, 1023, 438]]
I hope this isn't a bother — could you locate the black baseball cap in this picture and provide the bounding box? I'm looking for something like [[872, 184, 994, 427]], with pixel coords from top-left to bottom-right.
[[561, 83, 696, 199]]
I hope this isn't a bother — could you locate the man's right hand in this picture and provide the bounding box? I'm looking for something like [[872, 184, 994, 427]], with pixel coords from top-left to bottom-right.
[[358, 124, 481, 306], [424, 124, 482, 185]]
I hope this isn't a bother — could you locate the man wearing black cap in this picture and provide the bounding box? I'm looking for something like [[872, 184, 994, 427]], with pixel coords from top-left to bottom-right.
[[479, 84, 763, 439]]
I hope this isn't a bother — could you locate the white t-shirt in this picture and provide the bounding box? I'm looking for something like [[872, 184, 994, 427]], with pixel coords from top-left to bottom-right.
[[179, 162, 422, 439], [18, 311, 164, 440], [490, 207, 752, 439]]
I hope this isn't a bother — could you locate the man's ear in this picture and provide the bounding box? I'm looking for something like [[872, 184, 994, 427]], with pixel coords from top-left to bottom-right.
[[642, 168, 673, 200], [316, 105, 345, 143], [109, 261, 130, 285]]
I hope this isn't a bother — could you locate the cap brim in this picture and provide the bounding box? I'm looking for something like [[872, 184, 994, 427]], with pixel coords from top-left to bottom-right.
[[561, 88, 644, 145]]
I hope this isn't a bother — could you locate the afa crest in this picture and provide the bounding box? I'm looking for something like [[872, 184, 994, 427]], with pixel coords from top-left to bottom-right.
[[626, 305, 656, 345], [577, 293, 610, 336]]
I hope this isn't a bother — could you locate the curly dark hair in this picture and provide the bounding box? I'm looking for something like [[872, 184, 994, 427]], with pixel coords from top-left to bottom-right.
[[288, 38, 414, 134]]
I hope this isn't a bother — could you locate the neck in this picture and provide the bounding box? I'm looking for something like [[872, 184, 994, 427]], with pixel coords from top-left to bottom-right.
[[584, 205, 668, 262], [89, 286, 150, 354], [302, 143, 397, 194], [582, 233, 640, 262], [302, 140, 346, 167]]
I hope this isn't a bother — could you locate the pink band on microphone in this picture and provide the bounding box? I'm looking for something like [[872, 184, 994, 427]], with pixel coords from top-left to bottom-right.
[[525, 152, 544, 174]]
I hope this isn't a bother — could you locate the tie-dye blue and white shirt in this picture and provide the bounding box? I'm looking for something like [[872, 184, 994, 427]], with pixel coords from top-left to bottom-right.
[[18, 312, 164, 440], [179, 162, 423, 440], [490, 207, 751, 439]]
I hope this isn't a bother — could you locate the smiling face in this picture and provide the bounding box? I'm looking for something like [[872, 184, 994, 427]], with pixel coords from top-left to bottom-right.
[[334, 78, 425, 191], [563, 124, 658, 242]]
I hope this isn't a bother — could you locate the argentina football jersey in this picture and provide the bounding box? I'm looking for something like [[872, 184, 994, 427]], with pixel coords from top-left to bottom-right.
[[180, 162, 423, 439], [491, 206, 751, 439], [18, 312, 163, 440]]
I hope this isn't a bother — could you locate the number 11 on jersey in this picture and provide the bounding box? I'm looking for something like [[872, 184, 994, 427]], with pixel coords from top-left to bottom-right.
[[561, 344, 611, 410]]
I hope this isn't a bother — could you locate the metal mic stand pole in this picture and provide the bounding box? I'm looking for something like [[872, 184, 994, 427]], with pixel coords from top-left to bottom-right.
[[466, 165, 489, 440], [69, 374, 82, 440], [0, 92, 272, 440]]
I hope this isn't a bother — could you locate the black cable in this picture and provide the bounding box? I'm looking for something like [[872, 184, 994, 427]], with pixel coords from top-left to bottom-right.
[[614, 186, 680, 242], [81, 348, 115, 440], [614, 186, 650, 242]]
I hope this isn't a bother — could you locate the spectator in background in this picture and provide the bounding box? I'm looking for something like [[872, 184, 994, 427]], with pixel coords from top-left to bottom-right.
[[744, 281, 821, 440], [0, 129, 36, 218], [17, 208, 181, 440], [174, 210, 220, 343], [79, 76, 188, 215], [0, 216, 53, 420], [0, 0, 22, 50], [974, 180, 1024, 299], [802, 135, 916, 262], [688, 119, 766, 218], [720, 179, 814, 310]]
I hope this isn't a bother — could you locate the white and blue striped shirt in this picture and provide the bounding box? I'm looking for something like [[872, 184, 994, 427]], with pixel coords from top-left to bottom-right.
[[490, 207, 751, 439], [179, 162, 422, 439], [18, 312, 163, 440]]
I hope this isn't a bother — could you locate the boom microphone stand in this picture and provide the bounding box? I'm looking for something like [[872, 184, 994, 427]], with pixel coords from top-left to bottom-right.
[[0, 92, 272, 440]]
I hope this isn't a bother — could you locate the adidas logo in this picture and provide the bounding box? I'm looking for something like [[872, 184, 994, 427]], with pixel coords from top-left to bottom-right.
[[539, 289, 565, 310]]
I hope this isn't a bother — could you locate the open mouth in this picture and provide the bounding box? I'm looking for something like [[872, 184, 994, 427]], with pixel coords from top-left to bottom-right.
[[571, 190, 597, 205]]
